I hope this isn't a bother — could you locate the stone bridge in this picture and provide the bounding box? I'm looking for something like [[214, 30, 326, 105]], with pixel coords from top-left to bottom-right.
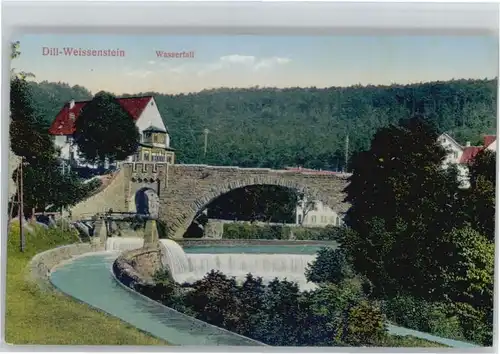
[[71, 162, 351, 239]]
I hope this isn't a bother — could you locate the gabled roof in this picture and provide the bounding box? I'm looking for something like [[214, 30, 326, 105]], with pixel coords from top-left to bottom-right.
[[483, 135, 496, 148], [438, 132, 464, 150], [49, 96, 153, 135], [459, 146, 483, 164]]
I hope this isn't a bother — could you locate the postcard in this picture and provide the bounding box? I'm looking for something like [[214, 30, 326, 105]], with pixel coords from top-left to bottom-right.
[[6, 33, 496, 348]]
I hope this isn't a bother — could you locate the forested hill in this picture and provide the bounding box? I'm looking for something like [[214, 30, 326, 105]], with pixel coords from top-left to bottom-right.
[[29, 78, 497, 170]]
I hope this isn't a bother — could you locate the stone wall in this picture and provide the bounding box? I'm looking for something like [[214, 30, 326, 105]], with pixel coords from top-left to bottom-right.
[[27, 243, 105, 290], [112, 247, 164, 289], [70, 169, 127, 220]]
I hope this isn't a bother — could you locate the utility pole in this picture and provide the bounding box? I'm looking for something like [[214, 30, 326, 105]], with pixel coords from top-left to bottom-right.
[[344, 133, 349, 173], [203, 128, 209, 160], [18, 157, 25, 252]]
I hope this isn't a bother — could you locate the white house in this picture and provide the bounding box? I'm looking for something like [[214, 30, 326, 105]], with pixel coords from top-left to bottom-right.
[[48, 95, 174, 168], [296, 198, 344, 227], [438, 133, 496, 188]]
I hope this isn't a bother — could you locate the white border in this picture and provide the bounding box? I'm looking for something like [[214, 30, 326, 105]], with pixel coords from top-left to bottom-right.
[[0, 2, 498, 354]]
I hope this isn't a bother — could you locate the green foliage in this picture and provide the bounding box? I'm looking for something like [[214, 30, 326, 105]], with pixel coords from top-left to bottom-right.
[[440, 226, 494, 311], [29, 79, 496, 170], [342, 117, 473, 300], [184, 270, 241, 329], [73, 91, 139, 164], [10, 77, 56, 162], [10, 49, 94, 214], [467, 149, 496, 240], [383, 296, 466, 341], [343, 300, 387, 346], [341, 116, 494, 345], [305, 248, 352, 284], [222, 223, 343, 240], [16, 160, 95, 211], [207, 185, 298, 223]]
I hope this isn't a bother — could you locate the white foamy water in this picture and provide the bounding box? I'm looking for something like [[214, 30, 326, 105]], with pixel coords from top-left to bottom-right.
[[158, 239, 318, 291], [105, 237, 144, 251], [182, 253, 318, 291], [159, 239, 191, 281]]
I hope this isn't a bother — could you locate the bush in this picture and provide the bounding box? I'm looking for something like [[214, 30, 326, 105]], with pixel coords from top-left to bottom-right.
[[382, 295, 466, 342], [305, 248, 352, 284], [222, 223, 344, 240], [343, 300, 387, 346]]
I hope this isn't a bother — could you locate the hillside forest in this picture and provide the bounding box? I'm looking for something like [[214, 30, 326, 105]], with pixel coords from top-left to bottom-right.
[[29, 79, 497, 171]]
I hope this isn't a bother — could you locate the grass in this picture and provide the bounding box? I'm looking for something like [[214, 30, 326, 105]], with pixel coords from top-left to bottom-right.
[[382, 335, 448, 347], [4, 222, 167, 345]]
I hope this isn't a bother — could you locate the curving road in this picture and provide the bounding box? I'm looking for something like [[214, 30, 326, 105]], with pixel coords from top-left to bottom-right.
[[50, 251, 479, 348]]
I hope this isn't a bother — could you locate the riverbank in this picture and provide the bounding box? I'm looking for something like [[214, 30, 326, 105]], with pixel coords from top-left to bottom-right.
[[4, 223, 167, 345]]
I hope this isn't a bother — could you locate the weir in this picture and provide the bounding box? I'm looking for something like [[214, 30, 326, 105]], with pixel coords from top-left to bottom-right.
[[159, 239, 317, 290]]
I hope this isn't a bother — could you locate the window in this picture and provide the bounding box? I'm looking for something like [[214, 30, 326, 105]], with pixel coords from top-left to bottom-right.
[[321, 215, 327, 223], [143, 152, 150, 161], [153, 134, 158, 143], [311, 216, 316, 224], [166, 156, 172, 164], [69, 113, 75, 121], [330, 216, 335, 224], [453, 151, 459, 159]]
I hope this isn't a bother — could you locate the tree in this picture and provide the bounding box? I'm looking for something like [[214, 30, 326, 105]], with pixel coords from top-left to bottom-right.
[[467, 149, 496, 240], [10, 41, 92, 217], [10, 76, 56, 162], [305, 247, 353, 284], [73, 91, 139, 164], [340, 116, 468, 299], [184, 270, 241, 329]]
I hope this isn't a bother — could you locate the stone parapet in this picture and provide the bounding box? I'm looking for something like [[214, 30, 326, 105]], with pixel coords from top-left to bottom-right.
[[27, 243, 105, 291]]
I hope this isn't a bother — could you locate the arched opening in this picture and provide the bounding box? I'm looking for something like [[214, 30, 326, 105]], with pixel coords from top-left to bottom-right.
[[134, 187, 160, 218], [181, 183, 340, 239]]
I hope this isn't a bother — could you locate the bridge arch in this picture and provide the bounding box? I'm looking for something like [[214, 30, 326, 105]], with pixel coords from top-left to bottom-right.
[[127, 176, 161, 217], [172, 176, 344, 239]]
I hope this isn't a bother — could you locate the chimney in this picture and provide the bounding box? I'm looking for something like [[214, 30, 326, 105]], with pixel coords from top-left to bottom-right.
[[69, 99, 75, 110], [465, 141, 471, 147]]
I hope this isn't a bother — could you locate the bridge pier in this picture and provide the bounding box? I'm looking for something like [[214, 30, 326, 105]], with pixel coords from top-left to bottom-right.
[[144, 220, 160, 248]]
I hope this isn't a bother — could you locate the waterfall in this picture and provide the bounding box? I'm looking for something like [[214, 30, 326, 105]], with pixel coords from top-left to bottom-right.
[[185, 253, 317, 290], [159, 239, 191, 282], [105, 237, 144, 251], [157, 240, 318, 290]]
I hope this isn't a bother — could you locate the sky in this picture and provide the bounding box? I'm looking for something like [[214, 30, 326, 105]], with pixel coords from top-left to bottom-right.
[[13, 34, 499, 95]]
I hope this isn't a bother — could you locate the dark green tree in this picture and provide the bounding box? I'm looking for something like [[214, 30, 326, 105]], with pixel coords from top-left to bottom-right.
[[305, 248, 353, 284], [467, 149, 496, 240], [10, 76, 56, 162], [184, 270, 241, 329], [340, 116, 467, 299], [73, 91, 139, 164]]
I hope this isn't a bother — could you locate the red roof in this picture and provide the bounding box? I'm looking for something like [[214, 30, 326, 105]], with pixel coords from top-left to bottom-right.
[[48, 96, 153, 135], [459, 146, 483, 164], [483, 135, 496, 148]]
